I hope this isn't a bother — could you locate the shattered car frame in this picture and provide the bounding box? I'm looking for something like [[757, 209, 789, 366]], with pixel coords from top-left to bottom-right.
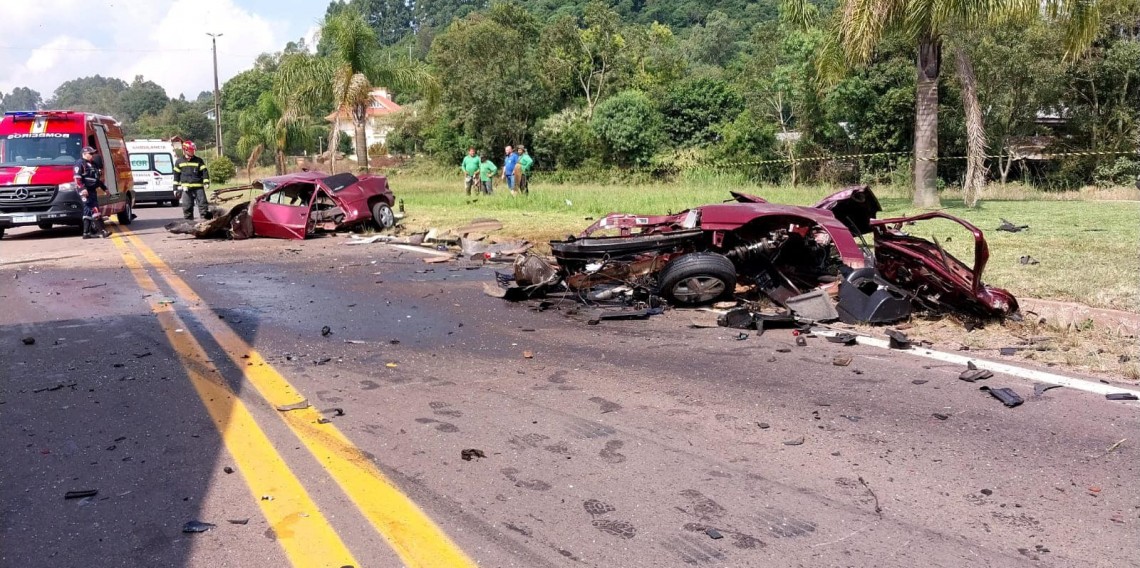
[[199, 171, 397, 240], [538, 185, 1017, 320]]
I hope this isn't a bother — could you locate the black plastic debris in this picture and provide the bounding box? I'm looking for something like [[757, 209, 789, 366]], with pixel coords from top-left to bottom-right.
[[275, 400, 311, 412], [1033, 384, 1063, 396], [776, 347, 792, 353], [886, 329, 912, 349], [223, 466, 234, 474], [795, 336, 808, 347], [313, 357, 332, 366], [64, 490, 98, 500], [718, 308, 756, 330], [912, 379, 929, 385], [932, 413, 950, 421], [1018, 255, 1040, 265], [836, 268, 913, 324], [967, 361, 978, 370], [321, 325, 332, 337], [959, 369, 994, 382], [228, 519, 250, 525], [21, 337, 35, 345], [997, 218, 1029, 233], [705, 528, 724, 540], [1106, 393, 1139, 401], [827, 333, 858, 346], [734, 332, 749, 341], [332, 408, 346, 417], [980, 488, 993, 496], [182, 521, 216, 533], [757, 422, 771, 429], [783, 436, 805, 446], [461, 448, 486, 461], [981, 387, 1024, 407], [999, 347, 1019, 356]]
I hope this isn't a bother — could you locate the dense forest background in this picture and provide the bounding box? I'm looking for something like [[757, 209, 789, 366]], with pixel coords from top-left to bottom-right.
[[1, 0, 1137, 194]]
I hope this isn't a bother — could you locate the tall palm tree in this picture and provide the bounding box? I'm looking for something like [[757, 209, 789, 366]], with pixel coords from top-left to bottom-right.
[[235, 91, 312, 177], [277, 11, 437, 173], [788, 0, 1101, 207]]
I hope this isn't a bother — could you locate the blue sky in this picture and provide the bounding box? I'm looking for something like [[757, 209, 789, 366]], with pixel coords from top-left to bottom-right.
[[0, 0, 331, 101]]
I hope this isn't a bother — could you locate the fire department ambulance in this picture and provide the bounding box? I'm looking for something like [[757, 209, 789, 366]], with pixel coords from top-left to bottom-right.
[[127, 139, 179, 206], [0, 110, 134, 237]]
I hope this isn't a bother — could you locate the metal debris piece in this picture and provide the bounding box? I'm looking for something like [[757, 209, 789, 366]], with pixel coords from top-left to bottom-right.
[[64, 490, 98, 500], [718, 307, 756, 329], [1019, 255, 1040, 265], [932, 413, 950, 420], [886, 329, 912, 349], [275, 400, 311, 412], [776, 348, 792, 353], [21, 337, 35, 345], [705, 528, 724, 540], [182, 521, 216, 533], [997, 218, 1029, 233], [827, 333, 858, 345], [785, 289, 839, 322], [959, 369, 994, 382], [321, 326, 332, 337], [783, 436, 806, 446], [735, 333, 749, 341], [981, 387, 1024, 407], [461, 449, 486, 461], [832, 356, 853, 367], [1105, 393, 1139, 401], [1033, 383, 1063, 396]]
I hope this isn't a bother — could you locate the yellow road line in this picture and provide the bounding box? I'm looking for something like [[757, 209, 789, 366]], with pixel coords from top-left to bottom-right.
[[117, 229, 477, 568], [109, 233, 358, 568]]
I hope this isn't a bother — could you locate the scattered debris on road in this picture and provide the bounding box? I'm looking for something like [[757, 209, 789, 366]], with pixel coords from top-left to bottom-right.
[[461, 448, 486, 461], [223, 466, 234, 474], [182, 521, 216, 533], [64, 490, 98, 500], [932, 413, 950, 420], [228, 519, 250, 525], [705, 528, 724, 540], [1105, 393, 1139, 401], [320, 325, 332, 337], [886, 329, 913, 349], [959, 367, 994, 382], [858, 476, 883, 518], [982, 387, 1025, 407], [21, 336, 34, 345], [783, 436, 805, 446], [827, 333, 858, 345], [1033, 383, 1063, 396], [275, 400, 311, 412], [832, 356, 852, 367]]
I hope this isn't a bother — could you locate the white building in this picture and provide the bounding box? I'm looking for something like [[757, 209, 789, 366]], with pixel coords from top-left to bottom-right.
[[324, 88, 403, 154]]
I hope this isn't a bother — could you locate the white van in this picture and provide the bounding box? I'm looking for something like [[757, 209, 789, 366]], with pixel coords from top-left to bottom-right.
[[127, 139, 178, 206]]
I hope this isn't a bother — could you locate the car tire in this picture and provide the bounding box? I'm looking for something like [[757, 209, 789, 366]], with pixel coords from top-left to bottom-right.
[[0, 227, 5, 238], [117, 199, 133, 225], [371, 201, 395, 230], [655, 252, 737, 306], [37, 222, 52, 231]]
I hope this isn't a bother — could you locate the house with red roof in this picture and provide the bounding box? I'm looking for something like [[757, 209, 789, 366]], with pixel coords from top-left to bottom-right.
[[324, 88, 402, 155]]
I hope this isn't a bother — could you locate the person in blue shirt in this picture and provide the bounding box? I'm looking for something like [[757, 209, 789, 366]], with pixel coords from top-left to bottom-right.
[[501, 145, 518, 193]]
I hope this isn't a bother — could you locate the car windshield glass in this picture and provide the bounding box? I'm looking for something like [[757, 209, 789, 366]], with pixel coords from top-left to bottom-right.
[[0, 133, 84, 167], [322, 172, 358, 192]]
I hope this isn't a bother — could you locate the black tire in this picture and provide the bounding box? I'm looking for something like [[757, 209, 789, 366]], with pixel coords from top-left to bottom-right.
[[655, 252, 737, 306], [371, 201, 395, 230], [0, 227, 5, 238], [37, 222, 52, 230], [117, 199, 133, 225]]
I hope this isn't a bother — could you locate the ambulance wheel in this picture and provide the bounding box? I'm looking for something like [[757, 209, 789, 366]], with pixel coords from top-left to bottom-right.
[[37, 222, 52, 231], [117, 200, 134, 225]]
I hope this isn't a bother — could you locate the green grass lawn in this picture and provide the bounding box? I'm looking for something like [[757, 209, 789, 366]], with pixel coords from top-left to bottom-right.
[[386, 170, 1139, 312]]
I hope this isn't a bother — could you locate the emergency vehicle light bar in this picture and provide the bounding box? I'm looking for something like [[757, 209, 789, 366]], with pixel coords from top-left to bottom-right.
[[4, 110, 77, 120]]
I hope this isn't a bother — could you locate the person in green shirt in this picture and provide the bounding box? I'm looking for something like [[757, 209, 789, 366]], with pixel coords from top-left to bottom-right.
[[515, 146, 534, 195], [478, 156, 497, 194], [460, 147, 481, 196]]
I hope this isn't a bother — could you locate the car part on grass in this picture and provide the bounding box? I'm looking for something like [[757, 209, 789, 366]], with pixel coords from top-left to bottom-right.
[[997, 218, 1029, 233], [982, 386, 1024, 407]]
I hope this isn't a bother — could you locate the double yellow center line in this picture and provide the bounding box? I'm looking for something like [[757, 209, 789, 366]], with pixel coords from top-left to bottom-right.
[[110, 227, 475, 568]]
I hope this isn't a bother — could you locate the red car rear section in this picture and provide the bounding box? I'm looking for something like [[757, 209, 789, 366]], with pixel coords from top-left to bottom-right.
[[246, 171, 395, 240]]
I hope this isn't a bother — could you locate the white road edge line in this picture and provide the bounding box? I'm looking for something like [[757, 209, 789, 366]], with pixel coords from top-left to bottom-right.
[[813, 329, 1140, 400]]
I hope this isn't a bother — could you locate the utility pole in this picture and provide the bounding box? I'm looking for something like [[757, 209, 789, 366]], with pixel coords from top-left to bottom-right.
[[207, 32, 224, 157]]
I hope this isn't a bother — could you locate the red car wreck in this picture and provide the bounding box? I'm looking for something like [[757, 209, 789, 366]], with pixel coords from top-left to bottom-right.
[[168, 171, 397, 240], [516, 186, 1017, 323]]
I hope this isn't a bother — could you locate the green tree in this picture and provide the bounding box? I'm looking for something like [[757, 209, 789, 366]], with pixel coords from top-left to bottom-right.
[[47, 76, 129, 118], [790, 0, 1102, 207], [542, 2, 630, 117], [626, 22, 688, 97], [235, 91, 313, 176], [132, 99, 214, 143], [661, 77, 743, 148], [533, 107, 602, 168], [591, 89, 665, 166], [683, 10, 747, 68], [279, 10, 436, 172], [118, 76, 170, 123], [0, 87, 43, 111]]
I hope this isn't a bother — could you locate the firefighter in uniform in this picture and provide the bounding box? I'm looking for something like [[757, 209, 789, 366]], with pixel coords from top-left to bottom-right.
[[74, 146, 110, 239], [173, 140, 211, 220]]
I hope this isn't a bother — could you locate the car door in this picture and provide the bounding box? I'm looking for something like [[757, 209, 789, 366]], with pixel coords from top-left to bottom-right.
[[249, 182, 315, 239]]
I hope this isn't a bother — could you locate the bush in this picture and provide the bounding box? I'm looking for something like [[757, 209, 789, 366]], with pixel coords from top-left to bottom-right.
[[210, 155, 236, 184], [1093, 156, 1140, 187], [368, 142, 388, 158], [661, 78, 743, 148], [591, 90, 665, 167], [533, 108, 601, 169]]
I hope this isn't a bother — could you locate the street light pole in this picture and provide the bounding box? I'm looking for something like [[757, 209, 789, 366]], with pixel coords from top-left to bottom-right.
[[207, 33, 224, 157]]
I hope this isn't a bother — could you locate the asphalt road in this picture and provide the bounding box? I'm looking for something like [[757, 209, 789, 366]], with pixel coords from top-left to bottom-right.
[[1, 205, 1137, 568]]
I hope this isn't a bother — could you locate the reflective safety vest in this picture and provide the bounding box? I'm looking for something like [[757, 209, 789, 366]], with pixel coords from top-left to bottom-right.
[[174, 155, 210, 188]]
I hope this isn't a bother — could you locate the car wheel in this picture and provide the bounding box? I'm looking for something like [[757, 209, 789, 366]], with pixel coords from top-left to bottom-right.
[[371, 201, 395, 230], [655, 252, 737, 306], [37, 222, 52, 231], [117, 199, 133, 225]]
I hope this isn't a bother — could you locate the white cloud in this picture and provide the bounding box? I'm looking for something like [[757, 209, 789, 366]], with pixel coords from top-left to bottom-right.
[[0, 0, 290, 102]]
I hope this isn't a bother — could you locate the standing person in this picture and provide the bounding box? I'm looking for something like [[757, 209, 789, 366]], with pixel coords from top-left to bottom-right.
[[460, 147, 481, 196], [173, 141, 211, 220], [517, 146, 534, 195], [479, 155, 498, 195], [501, 145, 517, 194], [73, 146, 109, 239]]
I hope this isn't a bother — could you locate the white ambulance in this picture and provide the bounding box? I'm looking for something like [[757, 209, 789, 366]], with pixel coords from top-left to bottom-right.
[[127, 139, 179, 206]]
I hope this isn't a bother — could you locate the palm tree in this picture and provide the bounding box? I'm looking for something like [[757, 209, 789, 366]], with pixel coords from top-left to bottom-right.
[[277, 11, 437, 173], [235, 92, 313, 178], [788, 0, 1100, 207]]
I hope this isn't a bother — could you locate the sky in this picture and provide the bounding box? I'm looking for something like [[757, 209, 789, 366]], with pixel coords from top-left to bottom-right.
[[0, 0, 330, 101]]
